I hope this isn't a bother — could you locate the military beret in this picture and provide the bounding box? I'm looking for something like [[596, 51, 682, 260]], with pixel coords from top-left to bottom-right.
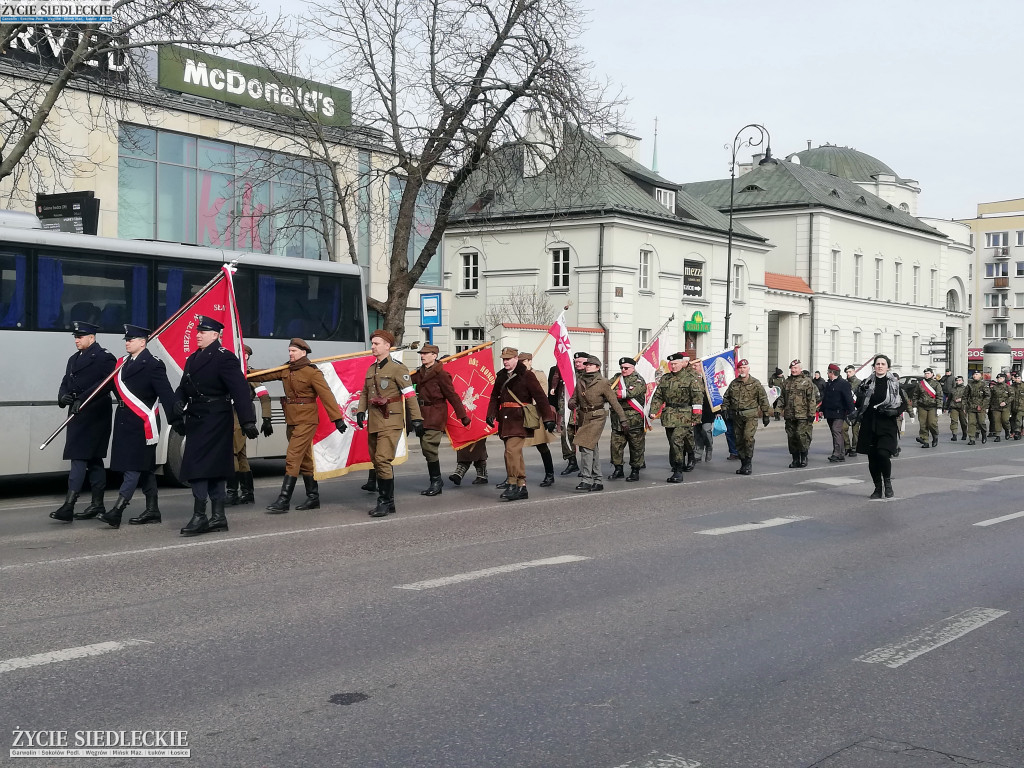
[[618, 357, 635, 367], [371, 329, 396, 346], [71, 320, 100, 336], [573, 352, 590, 360], [827, 363, 840, 373], [500, 346, 519, 359], [196, 315, 224, 332], [419, 344, 440, 355], [789, 359, 802, 367], [737, 359, 750, 367], [923, 367, 933, 374], [844, 365, 856, 372], [123, 324, 150, 340], [289, 338, 312, 353], [996, 372, 1006, 379], [667, 352, 688, 362]]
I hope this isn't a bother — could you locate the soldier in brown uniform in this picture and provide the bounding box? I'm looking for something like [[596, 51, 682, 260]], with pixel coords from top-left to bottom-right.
[[486, 347, 556, 501], [411, 344, 471, 496], [227, 345, 273, 506], [249, 338, 347, 513], [357, 330, 423, 517], [569, 355, 629, 492]]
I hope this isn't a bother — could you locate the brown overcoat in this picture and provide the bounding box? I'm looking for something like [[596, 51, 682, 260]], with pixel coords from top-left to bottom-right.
[[411, 362, 468, 430], [568, 372, 628, 450], [249, 357, 343, 425], [524, 370, 553, 447], [487, 362, 556, 439]]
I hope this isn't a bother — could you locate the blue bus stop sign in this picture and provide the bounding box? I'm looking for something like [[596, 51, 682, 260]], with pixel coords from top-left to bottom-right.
[[420, 293, 442, 327]]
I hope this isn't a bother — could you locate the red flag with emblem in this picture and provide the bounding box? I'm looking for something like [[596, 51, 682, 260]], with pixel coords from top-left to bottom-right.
[[443, 348, 499, 450]]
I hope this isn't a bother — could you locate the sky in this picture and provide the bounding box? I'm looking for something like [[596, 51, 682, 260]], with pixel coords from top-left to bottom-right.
[[264, 0, 1021, 221]]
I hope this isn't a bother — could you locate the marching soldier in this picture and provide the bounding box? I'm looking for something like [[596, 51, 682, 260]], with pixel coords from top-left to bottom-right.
[[555, 352, 590, 476], [568, 355, 628, 492], [410, 344, 471, 496], [95, 325, 178, 528], [721, 358, 771, 475], [649, 352, 704, 483], [912, 367, 941, 448], [174, 316, 257, 536], [249, 338, 347, 513], [779, 359, 817, 467], [989, 371, 1012, 441], [1011, 371, 1024, 440], [50, 321, 116, 523], [768, 367, 785, 421], [948, 374, 968, 441], [227, 345, 273, 506], [608, 357, 647, 482], [966, 370, 989, 445], [356, 330, 423, 517], [843, 364, 861, 456]]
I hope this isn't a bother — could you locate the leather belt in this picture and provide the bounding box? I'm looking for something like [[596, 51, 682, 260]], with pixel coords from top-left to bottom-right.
[[284, 397, 316, 405], [501, 402, 522, 408], [189, 395, 230, 403]]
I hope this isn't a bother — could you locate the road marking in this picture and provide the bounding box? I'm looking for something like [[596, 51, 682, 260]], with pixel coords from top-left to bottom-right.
[[0, 639, 153, 674], [394, 555, 591, 590], [855, 607, 1008, 668], [749, 490, 816, 502], [979, 475, 1024, 482], [974, 510, 1024, 527], [798, 477, 863, 486], [696, 516, 810, 535], [610, 753, 701, 768]]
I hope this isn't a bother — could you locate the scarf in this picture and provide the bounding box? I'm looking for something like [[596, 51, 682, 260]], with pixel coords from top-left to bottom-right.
[[860, 371, 902, 416]]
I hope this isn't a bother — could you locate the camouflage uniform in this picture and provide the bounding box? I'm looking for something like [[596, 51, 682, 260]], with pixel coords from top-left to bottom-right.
[[947, 382, 968, 439], [609, 371, 647, 472], [722, 374, 771, 473], [780, 373, 817, 465], [989, 378, 1012, 440], [650, 367, 704, 479], [911, 376, 941, 447], [966, 376, 989, 443], [843, 374, 861, 454], [1011, 380, 1024, 438]]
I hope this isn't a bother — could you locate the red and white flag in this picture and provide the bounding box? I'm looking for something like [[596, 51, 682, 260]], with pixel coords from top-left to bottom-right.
[[634, 336, 662, 424], [548, 311, 575, 425], [443, 347, 499, 450], [311, 353, 408, 480]]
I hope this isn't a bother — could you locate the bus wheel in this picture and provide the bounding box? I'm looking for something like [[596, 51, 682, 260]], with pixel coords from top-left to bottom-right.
[[164, 430, 189, 487]]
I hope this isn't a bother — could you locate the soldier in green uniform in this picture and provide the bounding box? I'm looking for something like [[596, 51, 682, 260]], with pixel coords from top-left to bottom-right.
[[568, 356, 629, 492], [1010, 371, 1024, 440], [966, 370, 989, 445], [947, 375, 968, 441], [721, 358, 771, 475], [843, 364, 861, 456], [650, 352, 704, 483], [779, 359, 817, 467], [768, 367, 785, 421], [356, 329, 423, 517], [608, 357, 647, 482], [989, 372, 1012, 441], [912, 367, 941, 448]]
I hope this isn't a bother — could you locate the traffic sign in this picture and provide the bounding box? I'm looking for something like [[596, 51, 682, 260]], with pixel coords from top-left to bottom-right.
[[931, 356, 947, 363]]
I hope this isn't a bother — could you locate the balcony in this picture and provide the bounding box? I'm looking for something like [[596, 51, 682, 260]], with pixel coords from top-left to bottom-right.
[[992, 305, 1010, 319], [993, 276, 1010, 289], [992, 246, 1011, 259]]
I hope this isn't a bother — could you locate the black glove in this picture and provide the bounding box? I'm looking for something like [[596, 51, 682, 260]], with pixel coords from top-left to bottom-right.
[[411, 419, 424, 437], [69, 399, 82, 415], [173, 400, 186, 418], [172, 421, 186, 436], [720, 409, 731, 421], [845, 412, 857, 425], [460, 416, 472, 427], [356, 411, 366, 429], [58, 392, 75, 408], [486, 416, 496, 429], [261, 417, 274, 437], [806, 416, 815, 423], [242, 422, 259, 440], [762, 414, 770, 427], [544, 420, 556, 433], [335, 418, 347, 434]]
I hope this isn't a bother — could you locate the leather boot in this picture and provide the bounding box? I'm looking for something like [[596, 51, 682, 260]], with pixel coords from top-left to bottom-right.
[[799, 451, 809, 467], [129, 493, 161, 525], [626, 468, 640, 482], [238, 472, 255, 504], [296, 475, 320, 510], [789, 453, 801, 468], [683, 451, 696, 471], [962, 430, 968, 440], [449, 462, 469, 485], [96, 495, 129, 529], [951, 434, 957, 441], [666, 465, 684, 483], [225, 474, 240, 506], [420, 461, 443, 496], [539, 472, 555, 487], [472, 461, 488, 484], [883, 478, 894, 498], [981, 429, 988, 444], [499, 484, 520, 501], [50, 490, 79, 522], [994, 434, 1002, 442], [736, 459, 752, 475], [560, 457, 579, 476], [967, 438, 976, 445], [74, 487, 106, 520], [370, 478, 395, 516], [180, 498, 210, 536], [360, 470, 377, 493], [495, 479, 510, 489], [705, 446, 712, 462], [870, 481, 883, 499], [208, 497, 229, 532], [266, 475, 297, 514], [608, 465, 625, 480], [517, 485, 530, 500]]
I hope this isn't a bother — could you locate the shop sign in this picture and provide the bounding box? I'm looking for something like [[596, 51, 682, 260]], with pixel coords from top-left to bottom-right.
[[967, 347, 1024, 361], [1, 25, 128, 81], [36, 190, 100, 234], [158, 44, 351, 127], [683, 310, 710, 333], [683, 260, 703, 298]]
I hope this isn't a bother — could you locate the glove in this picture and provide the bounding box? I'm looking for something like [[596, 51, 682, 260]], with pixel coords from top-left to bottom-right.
[[172, 421, 186, 436], [544, 420, 556, 433], [486, 416, 496, 429], [58, 392, 75, 408], [334, 419, 347, 434], [620, 423, 631, 435], [356, 411, 366, 429], [460, 416, 472, 427], [720, 409, 731, 421], [762, 414, 770, 427], [411, 419, 425, 437], [845, 412, 856, 425], [69, 399, 82, 415], [260, 417, 274, 437], [173, 400, 186, 418], [241, 422, 259, 440]]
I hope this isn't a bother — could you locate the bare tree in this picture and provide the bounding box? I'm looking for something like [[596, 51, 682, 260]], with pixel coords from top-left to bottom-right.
[[482, 285, 554, 329]]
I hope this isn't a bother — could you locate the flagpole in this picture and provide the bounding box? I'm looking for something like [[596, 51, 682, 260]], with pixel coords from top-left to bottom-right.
[[39, 267, 230, 451], [439, 341, 494, 364], [247, 342, 423, 378], [609, 313, 675, 388], [532, 300, 572, 357]]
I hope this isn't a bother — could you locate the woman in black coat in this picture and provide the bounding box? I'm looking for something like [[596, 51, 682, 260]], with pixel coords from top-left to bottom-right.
[[855, 354, 904, 499]]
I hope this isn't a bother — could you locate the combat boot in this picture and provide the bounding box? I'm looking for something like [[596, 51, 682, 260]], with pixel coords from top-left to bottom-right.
[[266, 475, 296, 514], [516, 485, 529, 500], [883, 478, 894, 498], [683, 451, 696, 471], [180, 498, 210, 536], [238, 472, 255, 504], [421, 461, 443, 496], [590, 481, 604, 492], [967, 438, 976, 445], [574, 481, 593, 492], [472, 461, 488, 484], [499, 484, 520, 501], [666, 466, 684, 483], [789, 453, 801, 468], [799, 451, 809, 467], [369, 478, 396, 516], [931, 436, 938, 447], [608, 465, 625, 480], [994, 434, 1002, 442], [870, 481, 883, 499], [360, 470, 377, 493], [704, 445, 712, 462], [128, 493, 161, 525], [225, 474, 240, 506], [50, 490, 79, 522], [626, 468, 640, 482], [951, 434, 957, 441], [96, 495, 129, 529], [981, 429, 988, 444], [449, 462, 469, 486], [496, 479, 510, 489], [207, 497, 229, 532], [736, 458, 752, 475], [295, 475, 320, 509], [961, 429, 968, 440], [560, 457, 579, 476], [539, 472, 555, 487], [74, 487, 106, 520]]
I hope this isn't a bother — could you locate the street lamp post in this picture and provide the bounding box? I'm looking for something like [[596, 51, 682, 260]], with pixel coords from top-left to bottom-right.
[[724, 124, 774, 349]]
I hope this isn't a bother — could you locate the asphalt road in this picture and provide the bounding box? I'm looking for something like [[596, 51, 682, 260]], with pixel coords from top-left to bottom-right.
[[2, 422, 1023, 768]]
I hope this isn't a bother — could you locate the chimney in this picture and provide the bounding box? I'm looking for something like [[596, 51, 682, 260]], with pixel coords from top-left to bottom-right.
[[523, 108, 561, 178], [604, 130, 642, 162]]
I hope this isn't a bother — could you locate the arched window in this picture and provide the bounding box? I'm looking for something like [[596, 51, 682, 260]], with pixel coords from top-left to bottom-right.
[[946, 289, 960, 312]]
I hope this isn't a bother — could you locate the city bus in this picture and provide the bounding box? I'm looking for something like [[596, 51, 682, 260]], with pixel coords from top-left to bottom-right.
[[0, 211, 368, 483]]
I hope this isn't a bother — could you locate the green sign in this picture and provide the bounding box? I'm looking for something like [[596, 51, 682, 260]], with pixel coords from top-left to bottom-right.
[[158, 45, 351, 127], [684, 310, 711, 333]]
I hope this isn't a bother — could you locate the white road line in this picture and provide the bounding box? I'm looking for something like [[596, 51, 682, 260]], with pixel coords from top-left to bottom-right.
[[749, 490, 816, 502], [696, 516, 810, 535], [0, 639, 153, 674], [855, 607, 1008, 668], [611, 753, 701, 768], [980, 475, 1024, 482], [394, 555, 591, 590], [974, 510, 1024, 527], [798, 477, 864, 486]]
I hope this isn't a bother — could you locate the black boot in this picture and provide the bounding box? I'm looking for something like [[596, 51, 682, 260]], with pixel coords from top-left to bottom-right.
[[50, 490, 79, 522], [626, 468, 640, 482], [994, 434, 1002, 442], [296, 475, 320, 510], [539, 472, 555, 487], [608, 465, 625, 480], [981, 429, 988, 444], [74, 487, 106, 520], [472, 461, 489, 484], [951, 434, 957, 441], [360, 470, 377, 493], [238, 471, 255, 504], [704, 446, 712, 462], [499, 484, 520, 501], [666, 465, 684, 483], [421, 461, 443, 496], [883, 478, 894, 498], [799, 451, 808, 467], [370, 478, 395, 516], [736, 459, 752, 475], [931, 436, 938, 447], [962, 430, 968, 440], [495, 479, 510, 489], [517, 485, 529, 500], [870, 481, 883, 499], [968, 438, 976, 445], [180, 498, 210, 536], [96, 495, 129, 529], [128, 493, 161, 525], [207, 497, 228, 532], [683, 451, 696, 471], [789, 452, 801, 468], [225, 474, 240, 506], [449, 462, 469, 486], [266, 475, 297, 514], [560, 457, 579, 476], [574, 481, 593, 492]]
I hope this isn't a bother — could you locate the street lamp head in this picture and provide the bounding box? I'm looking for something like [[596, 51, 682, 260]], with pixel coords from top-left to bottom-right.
[[758, 145, 778, 165]]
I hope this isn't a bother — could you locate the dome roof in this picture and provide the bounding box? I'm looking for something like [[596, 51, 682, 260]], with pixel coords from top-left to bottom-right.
[[787, 144, 901, 182]]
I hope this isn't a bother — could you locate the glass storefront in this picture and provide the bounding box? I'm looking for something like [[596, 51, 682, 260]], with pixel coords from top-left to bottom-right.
[[389, 176, 443, 286]]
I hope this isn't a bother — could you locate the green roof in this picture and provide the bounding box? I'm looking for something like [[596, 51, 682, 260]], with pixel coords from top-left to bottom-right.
[[788, 144, 911, 183], [681, 160, 943, 238]]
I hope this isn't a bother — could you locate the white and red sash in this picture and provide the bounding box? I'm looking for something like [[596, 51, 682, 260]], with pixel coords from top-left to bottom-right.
[[920, 379, 937, 399], [618, 374, 650, 428], [114, 357, 159, 445]]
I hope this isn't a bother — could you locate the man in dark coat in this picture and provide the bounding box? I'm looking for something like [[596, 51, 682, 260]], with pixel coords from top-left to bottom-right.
[[411, 344, 470, 496], [95, 325, 179, 528], [821, 363, 856, 462], [174, 316, 257, 536], [50, 320, 116, 523]]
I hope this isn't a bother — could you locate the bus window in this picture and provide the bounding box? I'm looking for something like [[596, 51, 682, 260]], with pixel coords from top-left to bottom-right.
[[158, 265, 219, 322], [253, 270, 363, 342], [0, 250, 26, 328], [37, 254, 148, 331]]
